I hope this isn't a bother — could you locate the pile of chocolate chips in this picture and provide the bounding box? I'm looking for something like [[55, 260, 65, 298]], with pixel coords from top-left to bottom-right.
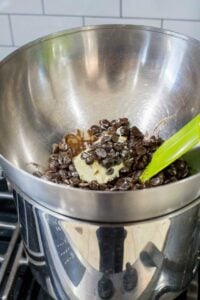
[[37, 118, 190, 191]]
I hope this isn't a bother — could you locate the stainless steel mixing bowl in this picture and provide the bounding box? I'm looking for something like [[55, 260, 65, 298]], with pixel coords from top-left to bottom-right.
[[0, 25, 200, 223]]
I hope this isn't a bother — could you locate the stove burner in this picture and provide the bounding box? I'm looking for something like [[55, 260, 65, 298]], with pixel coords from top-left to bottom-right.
[[0, 170, 199, 300]]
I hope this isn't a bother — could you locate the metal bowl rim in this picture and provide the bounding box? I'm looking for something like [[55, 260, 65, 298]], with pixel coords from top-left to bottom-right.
[[1, 154, 200, 196], [1, 24, 200, 67]]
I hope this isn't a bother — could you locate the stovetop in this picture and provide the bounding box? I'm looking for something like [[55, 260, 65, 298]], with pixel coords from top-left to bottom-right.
[[0, 173, 198, 300], [0, 175, 53, 300]]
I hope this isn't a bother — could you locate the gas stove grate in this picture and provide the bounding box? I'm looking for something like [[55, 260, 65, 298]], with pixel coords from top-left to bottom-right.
[[0, 224, 25, 299], [0, 172, 52, 300]]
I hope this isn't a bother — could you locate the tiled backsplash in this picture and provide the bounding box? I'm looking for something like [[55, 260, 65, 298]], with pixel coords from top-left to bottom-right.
[[0, 0, 200, 60]]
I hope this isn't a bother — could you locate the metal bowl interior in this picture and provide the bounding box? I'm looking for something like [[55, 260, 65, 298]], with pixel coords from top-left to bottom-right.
[[0, 25, 200, 222]]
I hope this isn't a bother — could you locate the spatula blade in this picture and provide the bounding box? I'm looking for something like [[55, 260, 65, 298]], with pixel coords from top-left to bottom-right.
[[140, 114, 200, 183]]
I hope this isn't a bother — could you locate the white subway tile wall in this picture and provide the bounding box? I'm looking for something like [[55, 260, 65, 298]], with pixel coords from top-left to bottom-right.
[[0, 0, 200, 60], [0, 15, 12, 45], [43, 0, 120, 17], [0, 46, 17, 59], [0, 0, 42, 14], [122, 0, 200, 19], [163, 20, 200, 41], [11, 15, 82, 45]]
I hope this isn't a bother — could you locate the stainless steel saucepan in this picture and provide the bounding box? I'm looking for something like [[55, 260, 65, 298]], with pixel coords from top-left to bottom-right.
[[0, 25, 200, 299]]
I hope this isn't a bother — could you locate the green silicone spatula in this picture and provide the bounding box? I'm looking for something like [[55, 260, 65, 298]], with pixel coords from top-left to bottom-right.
[[140, 114, 200, 183]]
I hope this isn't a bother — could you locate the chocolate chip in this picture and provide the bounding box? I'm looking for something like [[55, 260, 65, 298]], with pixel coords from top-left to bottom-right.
[[49, 154, 59, 161], [169, 176, 177, 183], [116, 178, 132, 190], [102, 158, 112, 168], [175, 160, 187, 170], [136, 161, 145, 170], [59, 142, 68, 151], [133, 183, 144, 190], [121, 149, 130, 159], [49, 160, 59, 171], [132, 170, 142, 180], [64, 179, 70, 184], [120, 167, 130, 175], [157, 137, 164, 146], [57, 154, 64, 165], [70, 177, 81, 186], [101, 135, 111, 143], [33, 171, 42, 177], [61, 162, 70, 169], [118, 117, 129, 126], [113, 142, 124, 151], [111, 134, 119, 143], [107, 126, 116, 135], [113, 157, 122, 165], [99, 119, 111, 130], [90, 125, 102, 135], [115, 151, 120, 157], [130, 126, 143, 138], [135, 145, 146, 156], [166, 166, 177, 176], [71, 171, 79, 178], [81, 152, 90, 160], [69, 164, 76, 172], [79, 182, 89, 188], [99, 184, 107, 190], [85, 155, 95, 165], [119, 183, 132, 191], [63, 154, 71, 165], [95, 148, 107, 159], [66, 148, 73, 159], [106, 168, 114, 175], [111, 120, 117, 126], [124, 158, 134, 168], [89, 180, 99, 190], [141, 155, 149, 165], [58, 170, 68, 178], [177, 164, 189, 178], [150, 173, 164, 186], [103, 142, 113, 151], [52, 143, 59, 154], [120, 126, 129, 136]]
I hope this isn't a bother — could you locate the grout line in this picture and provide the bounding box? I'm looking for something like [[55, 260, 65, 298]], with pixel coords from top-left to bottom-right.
[[0, 12, 190, 21], [79, 15, 164, 21], [161, 18, 200, 22], [0, 12, 43, 16], [120, 0, 122, 18], [41, 0, 45, 14], [0, 12, 200, 22], [161, 19, 164, 28], [82, 16, 85, 26], [7, 15, 15, 46], [0, 45, 17, 48]]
